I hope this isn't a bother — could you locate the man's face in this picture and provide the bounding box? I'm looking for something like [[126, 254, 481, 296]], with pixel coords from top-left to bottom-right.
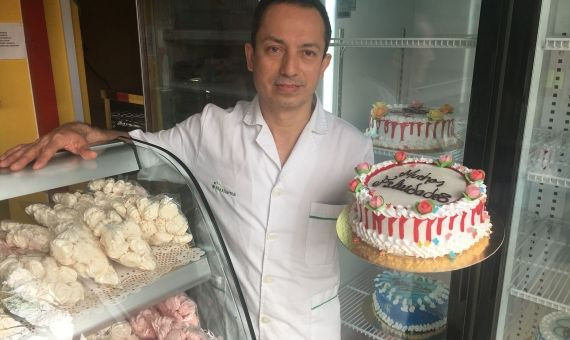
[[245, 3, 331, 113]]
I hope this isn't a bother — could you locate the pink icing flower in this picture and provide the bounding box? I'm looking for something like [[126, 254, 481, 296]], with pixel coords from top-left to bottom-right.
[[468, 169, 485, 182], [465, 184, 481, 199], [439, 154, 452, 163], [415, 200, 434, 214], [409, 100, 423, 109], [369, 195, 384, 209], [348, 179, 361, 192], [355, 162, 371, 175], [394, 151, 407, 163]]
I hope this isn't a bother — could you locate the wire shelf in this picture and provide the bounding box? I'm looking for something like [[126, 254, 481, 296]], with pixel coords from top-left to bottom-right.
[[340, 268, 399, 340], [510, 244, 570, 312], [544, 38, 570, 50], [527, 131, 570, 188], [330, 37, 476, 49]]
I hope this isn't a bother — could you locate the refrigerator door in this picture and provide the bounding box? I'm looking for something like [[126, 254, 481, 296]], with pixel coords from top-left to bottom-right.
[[495, 0, 570, 338], [0, 140, 255, 339], [327, 1, 513, 339], [136, 0, 257, 131]]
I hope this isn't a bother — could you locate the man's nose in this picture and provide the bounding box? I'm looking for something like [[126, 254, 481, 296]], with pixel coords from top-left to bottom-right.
[[280, 51, 299, 76]]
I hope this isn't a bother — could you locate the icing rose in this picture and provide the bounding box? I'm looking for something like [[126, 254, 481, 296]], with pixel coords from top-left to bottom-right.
[[427, 109, 444, 121], [394, 151, 407, 163], [348, 179, 362, 192], [368, 195, 384, 209], [355, 162, 371, 175], [439, 104, 454, 114], [409, 100, 423, 109], [415, 200, 434, 214], [464, 184, 481, 199], [436, 154, 453, 167], [371, 102, 389, 119], [467, 169, 485, 182]]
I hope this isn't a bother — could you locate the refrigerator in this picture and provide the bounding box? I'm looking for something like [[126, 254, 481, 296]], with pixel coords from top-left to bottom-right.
[[135, 0, 568, 339]]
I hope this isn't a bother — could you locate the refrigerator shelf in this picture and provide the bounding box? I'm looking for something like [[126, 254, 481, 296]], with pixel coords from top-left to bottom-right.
[[544, 37, 570, 50], [510, 258, 570, 313], [527, 171, 570, 188], [330, 37, 476, 49], [339, 267, 400, 340]]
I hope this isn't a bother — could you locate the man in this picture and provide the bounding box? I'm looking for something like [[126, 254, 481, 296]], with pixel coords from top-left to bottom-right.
[[0, 0, 373, 338]]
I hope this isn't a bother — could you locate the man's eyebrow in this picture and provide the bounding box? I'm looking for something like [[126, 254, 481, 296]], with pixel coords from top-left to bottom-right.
[[261, 36, 322, 51]]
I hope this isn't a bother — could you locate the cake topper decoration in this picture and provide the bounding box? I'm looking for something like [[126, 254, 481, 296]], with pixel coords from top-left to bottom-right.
[[464, 184, 481, 200], [409, 99, 424, 110], [367, 195, 384, 212], [355, 162, 371, 175], [466, 169, 485, 183], [435, 154, 453, 168], [394, 151, 407, 163], [348, 179, 363, 193], [439, 104, 454, 114], [371, 102, 389, 119], [427, 109, 444, 121], [415, 199, 435, 215]]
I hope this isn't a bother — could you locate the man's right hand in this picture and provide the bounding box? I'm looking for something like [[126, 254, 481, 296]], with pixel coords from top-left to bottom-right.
[[0, 122, 127, 172]]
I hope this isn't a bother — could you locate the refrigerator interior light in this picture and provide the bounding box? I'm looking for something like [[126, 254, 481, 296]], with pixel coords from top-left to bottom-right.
[[323, 0, 336, 113]]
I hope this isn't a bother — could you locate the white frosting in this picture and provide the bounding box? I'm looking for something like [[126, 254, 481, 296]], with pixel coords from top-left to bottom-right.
[[365, 104, 457, 150], [372, 294, 447, 332], [352, 214, 491, 258], [537, 311, 570, 340], [351, 157, 491, 258]]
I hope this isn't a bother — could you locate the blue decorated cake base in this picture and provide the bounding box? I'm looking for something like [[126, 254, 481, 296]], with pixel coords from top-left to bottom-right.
[[372, 270, 449, 333], [536, 311, 570, 340]]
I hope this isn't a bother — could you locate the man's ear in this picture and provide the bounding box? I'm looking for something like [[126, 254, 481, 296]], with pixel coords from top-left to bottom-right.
[[320, 53, 332, 77], [245, 43, 254, 72]]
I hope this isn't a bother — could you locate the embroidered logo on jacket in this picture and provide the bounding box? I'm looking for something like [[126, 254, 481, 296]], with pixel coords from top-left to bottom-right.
[[212, 181, 236, 197]]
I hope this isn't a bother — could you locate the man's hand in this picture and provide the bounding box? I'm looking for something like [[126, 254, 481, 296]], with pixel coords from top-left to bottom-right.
[[0, 122, 127, 171]]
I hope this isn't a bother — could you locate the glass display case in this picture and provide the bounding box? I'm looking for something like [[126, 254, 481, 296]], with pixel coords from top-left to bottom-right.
[[0, 140, 254, 339], [495, 0, 570, 338]]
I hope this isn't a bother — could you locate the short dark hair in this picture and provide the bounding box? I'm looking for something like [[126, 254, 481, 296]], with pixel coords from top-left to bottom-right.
[[250, 0, 332, 56]]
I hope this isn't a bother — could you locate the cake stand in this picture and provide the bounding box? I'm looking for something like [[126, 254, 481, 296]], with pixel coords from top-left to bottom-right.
[[336, 206, 504, 273]]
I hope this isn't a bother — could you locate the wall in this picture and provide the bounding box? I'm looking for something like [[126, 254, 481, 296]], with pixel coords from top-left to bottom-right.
[[0, 0, 38, 154]]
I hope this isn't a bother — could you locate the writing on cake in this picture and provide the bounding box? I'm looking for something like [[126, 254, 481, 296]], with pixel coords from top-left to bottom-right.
[[371, 169, 451, 203]]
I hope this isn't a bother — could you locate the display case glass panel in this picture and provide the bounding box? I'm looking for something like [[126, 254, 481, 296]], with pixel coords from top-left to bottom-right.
[[0, 140, 254, 339]]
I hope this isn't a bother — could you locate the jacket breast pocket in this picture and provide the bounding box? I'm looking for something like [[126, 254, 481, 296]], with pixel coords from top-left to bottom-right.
[[305, 203, 346, 266]]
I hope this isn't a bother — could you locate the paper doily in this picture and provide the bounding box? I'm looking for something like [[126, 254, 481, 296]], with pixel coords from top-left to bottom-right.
[[69, 244, 205, 316]]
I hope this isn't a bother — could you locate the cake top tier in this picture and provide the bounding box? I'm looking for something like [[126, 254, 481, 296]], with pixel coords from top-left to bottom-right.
[[371, 101, 454, 121], [349, 152, 487, 219]]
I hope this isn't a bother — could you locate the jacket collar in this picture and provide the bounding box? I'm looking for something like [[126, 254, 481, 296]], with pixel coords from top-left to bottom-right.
[[243, 95, 329, 134]]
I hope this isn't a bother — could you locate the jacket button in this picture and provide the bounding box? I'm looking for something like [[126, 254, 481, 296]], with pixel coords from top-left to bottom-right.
[[263, 276, 273, 283], [271, 188, 282, 197], [267, 233, 278, 241], [261, 316, 271, 324]]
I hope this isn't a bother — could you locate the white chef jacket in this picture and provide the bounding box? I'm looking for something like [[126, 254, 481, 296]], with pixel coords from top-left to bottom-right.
[[130, 95, 373, 339]]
